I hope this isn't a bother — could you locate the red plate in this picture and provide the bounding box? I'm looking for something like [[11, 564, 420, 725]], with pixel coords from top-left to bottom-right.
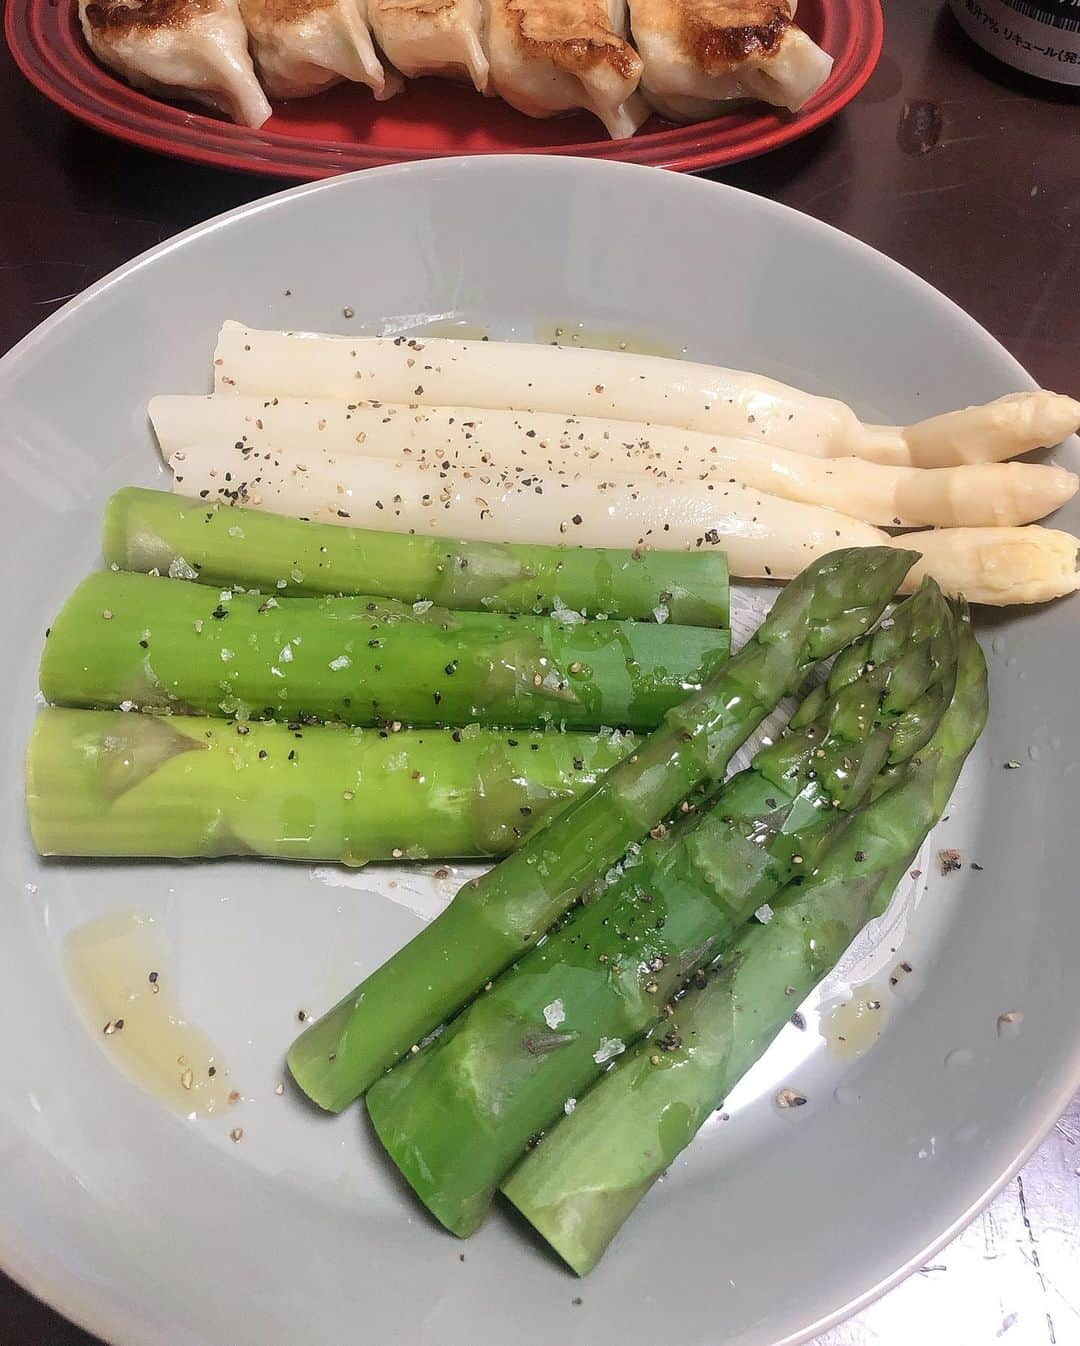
[[7, 0, 882, 180]]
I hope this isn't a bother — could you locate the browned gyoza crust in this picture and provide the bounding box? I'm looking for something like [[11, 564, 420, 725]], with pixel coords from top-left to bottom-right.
[[240, 0, 339, 23], [84, 0, 334, 32], [670, 0, 791, 73], [83, 0, 215, 33], [502, 0, 641, 79], [379, 0, 461, 16]]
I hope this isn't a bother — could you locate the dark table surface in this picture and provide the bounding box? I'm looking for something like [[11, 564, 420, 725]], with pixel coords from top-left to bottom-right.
[[2, 4, 1078, 1343]]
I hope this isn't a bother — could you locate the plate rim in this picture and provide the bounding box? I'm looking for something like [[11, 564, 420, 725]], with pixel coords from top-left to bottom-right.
[[0, 154, 1077, 1346], [6, 0, 884, 179]]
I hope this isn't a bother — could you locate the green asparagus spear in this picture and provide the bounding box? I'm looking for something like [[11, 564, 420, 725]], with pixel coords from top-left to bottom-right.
[[364, 581, 956, 1236], [104, 488, 730, 626], [27, 708, 638, 863], [288, 546, 917, 1111], [503, 610, 987, 1274], [41, 571, 729, 734]]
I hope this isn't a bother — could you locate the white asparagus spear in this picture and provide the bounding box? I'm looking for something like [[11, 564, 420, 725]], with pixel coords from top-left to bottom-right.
[[151, 393, 1079, 528], [901, 528, 1080, 606], [166, 439, 889, 580], [213, 322, 1080, 467], [167, 439, 1080, 604]]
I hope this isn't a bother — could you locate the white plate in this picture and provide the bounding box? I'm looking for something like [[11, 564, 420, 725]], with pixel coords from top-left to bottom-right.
[[1, 156, 1078, 1346]]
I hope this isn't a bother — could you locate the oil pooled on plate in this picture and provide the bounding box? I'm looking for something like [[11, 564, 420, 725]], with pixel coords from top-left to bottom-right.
[[64, 908, 233, 1118], [536, 321, 683, 359], [821, 986, 890, 1061]]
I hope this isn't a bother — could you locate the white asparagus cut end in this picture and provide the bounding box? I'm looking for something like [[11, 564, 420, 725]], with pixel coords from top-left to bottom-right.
[[212, 322, 892, 458], [213, 324, 1079, 468], [887, 392, 1080, 468], [900, 527, 1080, 606], [167, 439, 889, 580], [152, 393, 1079, 528]]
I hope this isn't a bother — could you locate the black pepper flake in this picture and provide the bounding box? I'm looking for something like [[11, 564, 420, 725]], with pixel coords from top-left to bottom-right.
[[445, 661, 458, 675], [938, 848, 962, 875], [971, 862, 984, 871], [258, 749, 268, 759], [854, 850, 867, 863], [138, 638, 149, 649], [211, 604, 229, 620], [571, 514, 583, 526], [433, 691, 442, 705], [288, 749, 297, 761], [208, 1065, 217, 1077]]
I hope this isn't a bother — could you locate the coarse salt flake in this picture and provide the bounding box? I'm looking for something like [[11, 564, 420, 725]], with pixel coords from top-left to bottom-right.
[[593, 1037, 625, 1064], [551, 602, 586, 626], [543, 999, 565, 1029], [168, 556, 198, 581], [329, 655, 352, 671]]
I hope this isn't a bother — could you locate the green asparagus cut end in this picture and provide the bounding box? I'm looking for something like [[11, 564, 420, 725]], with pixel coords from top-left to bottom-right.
[[104, 488, 730, 626], [27, 709, 638, 864], [41, 570, 729, 734]]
